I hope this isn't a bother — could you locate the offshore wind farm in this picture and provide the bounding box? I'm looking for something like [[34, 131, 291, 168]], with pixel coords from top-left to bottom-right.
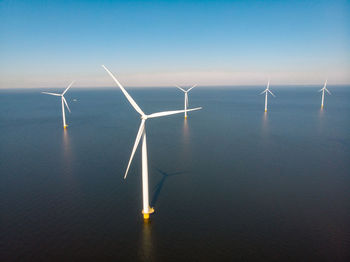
[[1, 0, 349, 261], [1, 84, 349, 261]]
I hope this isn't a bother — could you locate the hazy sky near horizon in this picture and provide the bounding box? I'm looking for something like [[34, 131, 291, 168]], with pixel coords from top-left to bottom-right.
[[1, 0, 349, 88]]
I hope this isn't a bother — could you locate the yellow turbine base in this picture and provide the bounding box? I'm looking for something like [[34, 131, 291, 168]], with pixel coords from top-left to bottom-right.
[[142, 207, 155, 220], [264, 109, 267, 112], [185, 116, 187, 119], [64, 125, 68, 129]]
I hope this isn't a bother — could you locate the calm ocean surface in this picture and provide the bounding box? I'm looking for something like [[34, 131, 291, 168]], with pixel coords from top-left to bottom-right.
[[1, 86, 349, 261]]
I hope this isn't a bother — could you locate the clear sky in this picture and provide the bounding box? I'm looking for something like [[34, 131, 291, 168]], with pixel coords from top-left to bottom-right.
[[0, 0, 349, 88]]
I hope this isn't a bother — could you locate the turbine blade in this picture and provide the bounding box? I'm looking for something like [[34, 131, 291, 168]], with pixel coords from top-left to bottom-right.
[[324, 79, 328, 89], [259, 90, 267, 95], [325, 87, 331, 95], [318, 88, 323, 92], [147, 107, 202, 118], [102, 65, 145, 116], [175, 85, 186, 93], [268, 89, 276, 97], [267, 80, 270, 90], [41, 92, 61, 96], [62, 96, 71, 113], [124, 120, 145, 179], [62, 81, 75, 95], [187, 84, 197, 93]]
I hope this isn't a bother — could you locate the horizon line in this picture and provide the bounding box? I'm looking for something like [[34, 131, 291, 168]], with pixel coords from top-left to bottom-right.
[[1, 83, 350, 90]]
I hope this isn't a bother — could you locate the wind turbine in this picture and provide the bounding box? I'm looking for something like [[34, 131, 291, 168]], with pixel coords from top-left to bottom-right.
[[260, 80, 275, 112], [42, 81, 74, 128], [175, 84, 197, 119], [319, 80, 331, 109], [102, 65, 201, 220]]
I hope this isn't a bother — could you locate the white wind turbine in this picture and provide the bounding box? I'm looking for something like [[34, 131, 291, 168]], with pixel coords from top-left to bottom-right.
[[260, 80, 275, 112], [175, 84, 197, 119], [319, 80, 331, 109], [42, 81, 74, 128], [102, 65, 201, 220]]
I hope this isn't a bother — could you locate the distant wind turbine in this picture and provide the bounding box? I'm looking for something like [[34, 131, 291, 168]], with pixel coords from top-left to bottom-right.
[[175, 84, 197, 119], [102, 65, 201, 220], [260, 80, 275, 112], [42, 81, 74, 128], [319, 80, 331, 109]]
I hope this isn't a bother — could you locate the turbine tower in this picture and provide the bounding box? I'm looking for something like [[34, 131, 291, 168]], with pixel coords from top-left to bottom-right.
[[42, 81, 74, 128], [260, 80, 275, 112], [319, 80, 331, 109], [102, 65, 201, 220], [175, 84, 197, 119]]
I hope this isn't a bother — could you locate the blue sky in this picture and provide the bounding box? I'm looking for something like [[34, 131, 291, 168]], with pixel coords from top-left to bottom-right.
[[0, 0, 349, 88]]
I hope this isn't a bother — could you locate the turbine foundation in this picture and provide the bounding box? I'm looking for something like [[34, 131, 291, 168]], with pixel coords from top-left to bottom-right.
[[142, 207, 155, 220]]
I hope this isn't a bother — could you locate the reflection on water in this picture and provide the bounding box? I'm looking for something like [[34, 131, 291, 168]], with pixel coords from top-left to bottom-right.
[[180, 119, 191, 162], [63, 129, 70, 152], [317, 108, 326, 135], [261, 112, 268, 136], [139, 221, 156, 261], [318, 108, 324, 117], [62, 129, 79, 192], [182, 119, 190, 143], [62, 129, 73, 174]]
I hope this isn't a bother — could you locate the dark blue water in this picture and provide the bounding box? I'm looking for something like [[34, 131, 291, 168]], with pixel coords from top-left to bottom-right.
[[1, 86, 349, 261]]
